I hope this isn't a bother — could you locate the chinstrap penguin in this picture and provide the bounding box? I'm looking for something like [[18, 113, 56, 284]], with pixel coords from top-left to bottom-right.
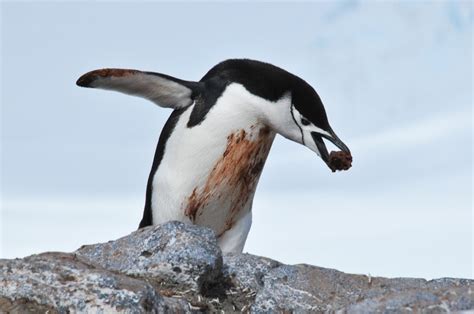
[[76, 59, 351, 253]]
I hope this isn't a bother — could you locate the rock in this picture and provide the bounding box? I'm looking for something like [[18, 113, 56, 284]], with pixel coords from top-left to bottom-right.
[[328, 150, 352, 172], [224, 253, 281, 293], [221, 253, 281, 311], [0, 252, 190, 313], [75, 221, 222, 294], [251, 264, 474, 312], [1, 221, 473, 313]]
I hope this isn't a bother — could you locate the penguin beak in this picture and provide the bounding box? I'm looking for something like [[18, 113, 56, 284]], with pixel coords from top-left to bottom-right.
[[311, 130, 350, 164]]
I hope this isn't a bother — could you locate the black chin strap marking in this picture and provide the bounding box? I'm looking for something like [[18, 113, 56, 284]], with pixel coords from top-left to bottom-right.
[[290, 104, 305, 145]]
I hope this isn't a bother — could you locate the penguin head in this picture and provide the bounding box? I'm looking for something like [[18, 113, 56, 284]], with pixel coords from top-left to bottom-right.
[[200, 59, 351, 168], [280, 84, 351, 167]]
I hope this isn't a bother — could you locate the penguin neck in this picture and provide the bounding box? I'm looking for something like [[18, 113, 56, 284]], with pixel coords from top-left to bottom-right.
[[184, 82, 278, 158], [180, 83, 277, 185]]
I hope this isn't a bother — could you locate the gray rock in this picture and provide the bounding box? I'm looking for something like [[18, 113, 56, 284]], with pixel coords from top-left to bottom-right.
[[251, 264, 474, 313], [75, 221, 222, 293], [224, 253, 280, 293], [1, 221, 472, 313], [0, 252, 190, 313]]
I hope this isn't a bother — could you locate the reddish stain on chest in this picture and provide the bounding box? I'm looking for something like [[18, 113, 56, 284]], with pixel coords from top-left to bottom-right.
[[184, 127, 273, 235]]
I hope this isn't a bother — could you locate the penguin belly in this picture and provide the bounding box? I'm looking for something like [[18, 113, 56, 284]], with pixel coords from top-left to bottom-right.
[[150, 103, 275, 252]]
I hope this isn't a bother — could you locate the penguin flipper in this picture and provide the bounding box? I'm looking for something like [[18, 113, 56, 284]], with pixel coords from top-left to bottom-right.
[[76, 68, 200, 109]]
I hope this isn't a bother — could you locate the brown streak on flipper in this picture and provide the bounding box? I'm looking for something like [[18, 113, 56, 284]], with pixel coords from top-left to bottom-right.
[[76, 68, 139, 87]]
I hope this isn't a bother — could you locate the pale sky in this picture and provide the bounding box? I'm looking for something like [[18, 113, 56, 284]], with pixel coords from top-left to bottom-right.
[[1, 1, 472, 279]]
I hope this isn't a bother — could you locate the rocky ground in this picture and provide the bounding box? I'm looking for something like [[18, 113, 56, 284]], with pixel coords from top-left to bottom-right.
[[1, 221, 472, 313]]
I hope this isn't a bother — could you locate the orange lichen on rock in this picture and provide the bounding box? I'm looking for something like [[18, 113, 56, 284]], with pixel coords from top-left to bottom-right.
[[184, 127, 273, 236]]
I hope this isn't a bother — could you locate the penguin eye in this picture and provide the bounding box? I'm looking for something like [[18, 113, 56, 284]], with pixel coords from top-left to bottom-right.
[[301, 118, 310, 126]]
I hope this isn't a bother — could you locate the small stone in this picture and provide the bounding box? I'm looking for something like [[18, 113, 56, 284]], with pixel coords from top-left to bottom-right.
[[328, 150, 352, 172]]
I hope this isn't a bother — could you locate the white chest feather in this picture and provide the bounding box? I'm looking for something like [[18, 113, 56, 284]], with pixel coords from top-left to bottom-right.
[[150, 84, 278, 246]]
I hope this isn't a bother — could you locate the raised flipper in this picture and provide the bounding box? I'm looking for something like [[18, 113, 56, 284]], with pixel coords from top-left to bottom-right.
[[76, 68, 201, 109]]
